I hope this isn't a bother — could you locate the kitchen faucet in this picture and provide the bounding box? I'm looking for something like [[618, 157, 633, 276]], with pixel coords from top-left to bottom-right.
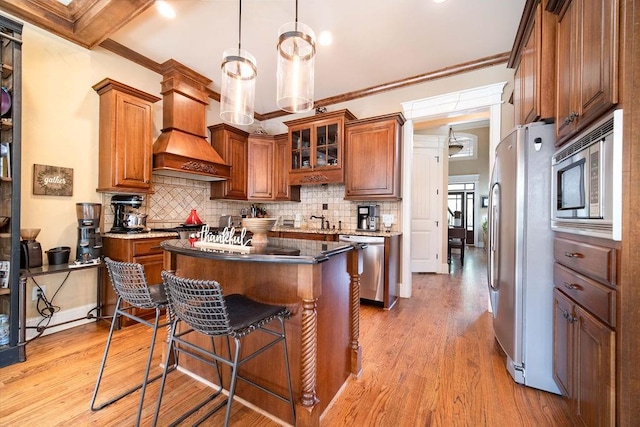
[[310, 215, 325, 230]]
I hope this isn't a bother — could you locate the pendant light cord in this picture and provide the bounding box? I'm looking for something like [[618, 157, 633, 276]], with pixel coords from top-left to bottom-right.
[[238, 0, 242, 51]]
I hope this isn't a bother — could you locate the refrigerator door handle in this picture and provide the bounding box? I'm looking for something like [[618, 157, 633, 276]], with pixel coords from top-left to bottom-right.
[[488, 182, 500, 292]]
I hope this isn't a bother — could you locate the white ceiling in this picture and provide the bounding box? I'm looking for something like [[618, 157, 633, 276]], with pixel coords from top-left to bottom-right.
[[109, 0, 526, 116]]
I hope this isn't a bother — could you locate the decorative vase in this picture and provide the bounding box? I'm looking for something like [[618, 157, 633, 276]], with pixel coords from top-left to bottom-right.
[[184, 209, 202, 225]]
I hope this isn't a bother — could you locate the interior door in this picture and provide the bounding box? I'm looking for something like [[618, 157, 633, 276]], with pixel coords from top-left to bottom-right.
[[411, 142, 442, 272]]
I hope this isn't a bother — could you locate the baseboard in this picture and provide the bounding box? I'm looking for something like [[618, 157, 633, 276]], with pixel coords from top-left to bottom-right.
[[26, 304, 96, 339]]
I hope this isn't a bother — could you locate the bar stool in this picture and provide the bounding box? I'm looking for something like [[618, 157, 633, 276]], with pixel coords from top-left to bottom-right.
[[90, 257, 176, 426], [153, 271, 296, 427]]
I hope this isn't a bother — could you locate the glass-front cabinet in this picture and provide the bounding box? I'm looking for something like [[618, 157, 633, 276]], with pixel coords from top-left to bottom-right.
[[0, 16, 23, 368], [285, 109, 356, 185]]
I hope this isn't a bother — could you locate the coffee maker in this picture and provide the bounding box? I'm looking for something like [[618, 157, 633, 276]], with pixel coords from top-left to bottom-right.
[[110, 194, 145, 233], [76, 203, 102, 264], [357, 204, 380, 231], [20, 228, 43, 269]]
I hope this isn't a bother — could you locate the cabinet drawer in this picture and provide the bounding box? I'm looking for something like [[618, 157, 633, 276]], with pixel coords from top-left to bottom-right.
[[132, 238, 170, 256], [554, 237, 616, 287], [554, 263, 616, 327]]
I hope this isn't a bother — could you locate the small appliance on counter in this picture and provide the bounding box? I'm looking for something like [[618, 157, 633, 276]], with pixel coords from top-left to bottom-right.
[[76, 203, 102, 264], [20, 228, 43, 269], [109, 194, 148, 234], [357, 204, 380, 231]]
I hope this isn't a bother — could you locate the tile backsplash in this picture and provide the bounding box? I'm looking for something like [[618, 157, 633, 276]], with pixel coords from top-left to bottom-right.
[[101, 175, 401, 232]]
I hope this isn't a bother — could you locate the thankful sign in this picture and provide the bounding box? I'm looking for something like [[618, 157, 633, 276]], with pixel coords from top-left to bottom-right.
[[33, 164, 73, 196]]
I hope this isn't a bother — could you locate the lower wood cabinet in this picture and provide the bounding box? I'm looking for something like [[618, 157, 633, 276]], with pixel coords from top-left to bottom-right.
[[553, 288, 615, 426], [102, 236, 176, 327]]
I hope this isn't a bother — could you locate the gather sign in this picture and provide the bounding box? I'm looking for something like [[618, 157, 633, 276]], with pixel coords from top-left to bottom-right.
[[33, 164, 73, 196]]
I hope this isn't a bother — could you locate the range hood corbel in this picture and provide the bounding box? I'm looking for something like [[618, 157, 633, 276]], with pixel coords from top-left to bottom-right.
[[153, 60, 231, 181]]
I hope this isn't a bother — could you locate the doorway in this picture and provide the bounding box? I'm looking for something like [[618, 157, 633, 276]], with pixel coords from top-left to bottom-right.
[[448, 184, 475, 245]]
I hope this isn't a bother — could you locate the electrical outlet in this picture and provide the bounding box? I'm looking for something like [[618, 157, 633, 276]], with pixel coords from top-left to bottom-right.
[[382, 214, 394, 224], [32, 285, 45, 301]]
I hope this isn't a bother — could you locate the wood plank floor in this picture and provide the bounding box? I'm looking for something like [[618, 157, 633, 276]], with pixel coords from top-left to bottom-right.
[[0, 247, 576, 426]]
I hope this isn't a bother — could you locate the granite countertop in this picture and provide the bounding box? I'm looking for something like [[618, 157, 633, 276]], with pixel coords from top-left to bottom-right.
[[162, 237, 359, 264], [272, 226, 402, 237], [102, 231, 179, 239]]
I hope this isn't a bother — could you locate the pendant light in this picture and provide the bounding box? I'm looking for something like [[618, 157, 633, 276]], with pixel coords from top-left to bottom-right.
[[448, 127, 464, 156], [220, 0, 257, 125], [276, 0, 316, 113]]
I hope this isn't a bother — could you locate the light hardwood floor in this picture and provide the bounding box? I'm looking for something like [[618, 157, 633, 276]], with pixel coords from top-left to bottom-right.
[[0, 247, 575, 426]]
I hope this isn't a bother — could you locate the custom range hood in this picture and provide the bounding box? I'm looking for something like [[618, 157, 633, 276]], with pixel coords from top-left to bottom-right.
[[153, 60, 231, 181]]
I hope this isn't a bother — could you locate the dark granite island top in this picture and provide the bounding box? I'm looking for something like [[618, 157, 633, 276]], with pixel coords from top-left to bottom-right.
[[161, 237, 364, 427]]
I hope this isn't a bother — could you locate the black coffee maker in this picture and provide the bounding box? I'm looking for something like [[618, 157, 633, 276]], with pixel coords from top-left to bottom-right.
[[76, 203, 102, 264], [20, 228, 43, 269]]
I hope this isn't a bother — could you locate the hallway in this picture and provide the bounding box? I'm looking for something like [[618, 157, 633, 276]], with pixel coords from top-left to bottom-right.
[[0, 247, 575, 426]]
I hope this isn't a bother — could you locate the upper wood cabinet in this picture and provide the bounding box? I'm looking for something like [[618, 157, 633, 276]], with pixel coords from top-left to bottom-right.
[[552, 0, 619, 145], [344, 113, 404, 200], [209, 124, 248, 200], [248, 134, 300, 202], [509, 0, 556, 125], [284, 109, 356, 186], [93, 79, 160, 193]]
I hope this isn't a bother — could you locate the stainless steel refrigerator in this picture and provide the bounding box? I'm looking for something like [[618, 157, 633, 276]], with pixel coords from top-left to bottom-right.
[[487, 121, 560, 394]]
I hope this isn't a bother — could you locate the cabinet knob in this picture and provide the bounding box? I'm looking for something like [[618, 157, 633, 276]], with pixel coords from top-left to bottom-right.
[[563, 282, 581, 291], [564, 252, 582, 258]]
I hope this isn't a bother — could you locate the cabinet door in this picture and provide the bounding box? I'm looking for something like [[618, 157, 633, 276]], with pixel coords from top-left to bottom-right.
[[113, 92, 153, 189], [553, 288, 575, 398], [575, 303, 615, 426], [274, 135, 299, 201], [518, 5, 540, 124], [248, 137, 274, 200], [555, 0, 578, 142], [210, 125, 248, 200], [576, 0, 618, 125], [345, 117, 401, 200]]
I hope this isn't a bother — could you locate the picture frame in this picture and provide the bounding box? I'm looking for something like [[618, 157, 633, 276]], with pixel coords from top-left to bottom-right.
[[33, 164, 74, 196], [481, 196, 489, 208]]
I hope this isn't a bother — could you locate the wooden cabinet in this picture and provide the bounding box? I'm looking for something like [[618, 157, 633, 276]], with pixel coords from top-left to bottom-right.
[[102, 236, 175, 327], [93, 79, 160, 193], [0, 16, 24, 367], [209, 124, 248, 200], [247, 134, 300, 202], [553, 234, 617, 425], [284, 109, 356, 185], [553, 288, 615, 426], [509, 0, 556, 125], [271, 231, 338, 242], [552, 0, 619, 145], [344, 113, 404, 200]]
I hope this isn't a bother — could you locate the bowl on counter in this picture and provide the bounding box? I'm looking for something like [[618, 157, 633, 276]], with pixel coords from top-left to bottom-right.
[[242, 218, 277, 248]]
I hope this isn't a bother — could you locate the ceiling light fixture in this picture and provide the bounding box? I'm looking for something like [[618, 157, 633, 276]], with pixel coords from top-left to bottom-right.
[[448, 127, 464, 156], [276, 0, 316, 113], [156, 0, 176, 19], [220, 0, 257, 125]]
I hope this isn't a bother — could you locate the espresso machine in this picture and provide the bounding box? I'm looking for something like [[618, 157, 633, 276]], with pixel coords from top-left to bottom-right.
[[76, 203, 102, 264], [109, 194, 145, 233], [357, 204, 380, 231]]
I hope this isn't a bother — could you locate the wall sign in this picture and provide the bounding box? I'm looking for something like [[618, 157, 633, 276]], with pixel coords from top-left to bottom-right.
[[33, 164, 73, 196]]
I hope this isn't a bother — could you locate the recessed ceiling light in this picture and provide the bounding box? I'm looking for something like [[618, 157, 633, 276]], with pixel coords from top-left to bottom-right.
[[156, 0, 176, 19], [318, 31, 333, 46]]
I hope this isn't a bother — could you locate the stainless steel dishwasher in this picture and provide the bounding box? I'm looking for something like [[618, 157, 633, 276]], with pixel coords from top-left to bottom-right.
[[339, 235, 385, 303]]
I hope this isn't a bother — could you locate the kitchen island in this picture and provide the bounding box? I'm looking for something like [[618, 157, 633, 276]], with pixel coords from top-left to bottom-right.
[[161, 238, 364, 426]]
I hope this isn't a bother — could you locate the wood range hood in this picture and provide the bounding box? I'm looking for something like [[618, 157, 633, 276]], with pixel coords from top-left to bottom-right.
[[153, 60, 231, 181]]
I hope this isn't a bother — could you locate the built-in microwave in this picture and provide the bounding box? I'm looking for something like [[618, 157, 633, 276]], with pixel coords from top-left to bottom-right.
[[551, 109, 622, 241]]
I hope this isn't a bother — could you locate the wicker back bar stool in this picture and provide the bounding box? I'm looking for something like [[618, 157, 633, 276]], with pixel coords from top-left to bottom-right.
[[90, 257, 176, 426], [153, 271, 296, 427]]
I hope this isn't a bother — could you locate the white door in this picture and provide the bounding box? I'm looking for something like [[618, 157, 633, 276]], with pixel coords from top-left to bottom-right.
[[411, 137, 443, 272]]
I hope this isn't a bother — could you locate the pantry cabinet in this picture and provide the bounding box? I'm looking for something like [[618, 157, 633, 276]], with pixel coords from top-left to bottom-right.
[[551, 0, 619, 145], [209, 124, 249, 200], [93, 79, 160, 193], [102, 236, 176, 328], [344, 113, 404, 200], [0, 16, 23, 368], [285, 109, 356, 185], [509, 0, 556, 125], [552, 234, 617, 425]]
